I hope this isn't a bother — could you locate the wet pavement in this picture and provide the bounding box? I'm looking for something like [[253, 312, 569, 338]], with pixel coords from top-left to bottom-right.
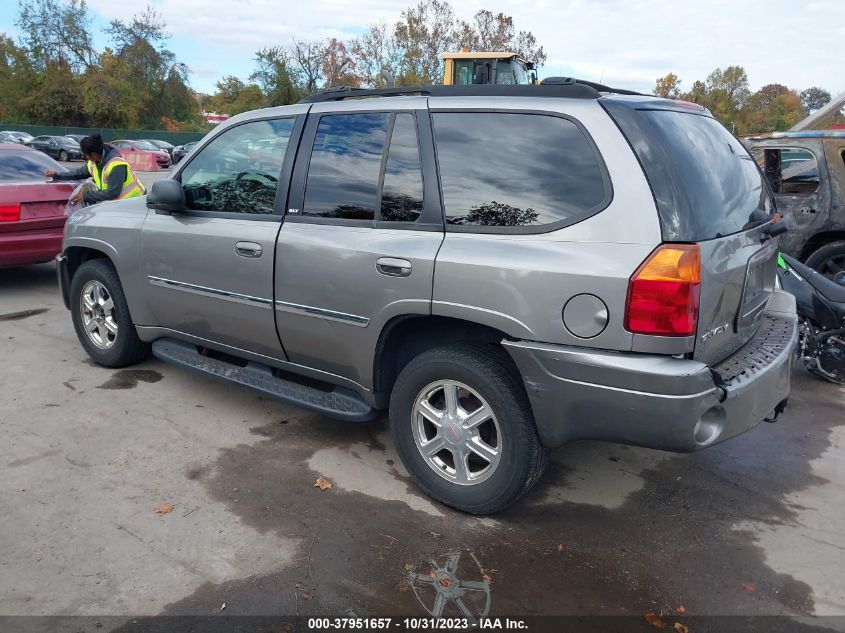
[[1, 263, 844, 631]]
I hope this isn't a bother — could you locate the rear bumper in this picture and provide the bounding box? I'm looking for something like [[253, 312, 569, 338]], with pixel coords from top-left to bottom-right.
[[0, 225, 65, 268], [503, 290, 798, 452]]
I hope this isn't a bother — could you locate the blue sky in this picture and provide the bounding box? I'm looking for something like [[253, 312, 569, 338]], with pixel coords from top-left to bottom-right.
[[1, 0, 843, 97]]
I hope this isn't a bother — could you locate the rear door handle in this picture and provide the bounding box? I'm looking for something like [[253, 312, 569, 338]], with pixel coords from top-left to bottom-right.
[[235, 242, 263, 258], [376, 257, 412, 277]]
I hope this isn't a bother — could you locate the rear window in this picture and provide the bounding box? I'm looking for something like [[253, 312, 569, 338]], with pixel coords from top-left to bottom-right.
[[432, 112, 610, 231], [0, 150, 65, 182], [638, 110, 773, 240]]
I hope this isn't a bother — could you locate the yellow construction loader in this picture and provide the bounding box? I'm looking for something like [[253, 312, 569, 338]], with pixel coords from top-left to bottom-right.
[[441, 50, 537, 85]]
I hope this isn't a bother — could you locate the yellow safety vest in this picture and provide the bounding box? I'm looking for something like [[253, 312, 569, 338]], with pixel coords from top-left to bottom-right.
[[87, 157, 146, 199]]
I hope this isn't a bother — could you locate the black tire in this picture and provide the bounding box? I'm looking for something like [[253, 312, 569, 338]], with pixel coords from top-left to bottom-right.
[[59, 150, 68, 162], [70, 259, 149, 368], [805, 240, 845, 280], [389, 343, 549, 514]]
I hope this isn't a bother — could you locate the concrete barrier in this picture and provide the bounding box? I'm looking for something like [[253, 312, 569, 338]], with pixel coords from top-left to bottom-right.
[[119, 150, 159, 172]]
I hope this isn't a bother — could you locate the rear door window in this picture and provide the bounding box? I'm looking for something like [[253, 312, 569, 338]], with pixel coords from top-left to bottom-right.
[[432, 112, 610, 231], [303, 113, 390, 220]]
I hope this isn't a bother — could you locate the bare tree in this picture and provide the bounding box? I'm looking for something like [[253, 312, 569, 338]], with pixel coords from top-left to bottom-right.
[[290, 36, 324, 92], [350, 22, 401, 87]]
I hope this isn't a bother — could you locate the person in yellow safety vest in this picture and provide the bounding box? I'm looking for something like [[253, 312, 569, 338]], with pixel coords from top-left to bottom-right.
[[44, 133, 146, 204]]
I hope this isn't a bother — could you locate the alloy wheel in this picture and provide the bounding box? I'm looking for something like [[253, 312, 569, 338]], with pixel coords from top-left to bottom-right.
[[80, 280, 118, 350], [412, 380, 501, 485]]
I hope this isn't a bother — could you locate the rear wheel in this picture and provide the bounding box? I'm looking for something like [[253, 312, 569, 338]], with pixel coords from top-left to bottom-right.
[[70, 259, 149, 367], [806, 240, 845, 281], [389, 344, 549, 514], [59, 150, 68, 162]]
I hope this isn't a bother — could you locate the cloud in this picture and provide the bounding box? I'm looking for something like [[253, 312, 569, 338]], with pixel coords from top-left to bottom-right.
[[69, 0, 845, 94]]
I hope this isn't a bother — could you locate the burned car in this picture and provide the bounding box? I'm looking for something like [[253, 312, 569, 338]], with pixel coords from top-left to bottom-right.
[[749, 131, 845, 279]]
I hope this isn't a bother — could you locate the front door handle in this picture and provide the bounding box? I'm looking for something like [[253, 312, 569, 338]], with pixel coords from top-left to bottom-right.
[[235, 242, 263, 258], [376, 257, 412, 277]]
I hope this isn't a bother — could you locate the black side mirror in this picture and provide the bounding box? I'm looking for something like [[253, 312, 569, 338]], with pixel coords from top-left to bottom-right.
[[146, 179, 185, 215]]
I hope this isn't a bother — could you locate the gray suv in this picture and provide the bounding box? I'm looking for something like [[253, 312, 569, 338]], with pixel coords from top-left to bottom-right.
[[58, 82, 798, 514]]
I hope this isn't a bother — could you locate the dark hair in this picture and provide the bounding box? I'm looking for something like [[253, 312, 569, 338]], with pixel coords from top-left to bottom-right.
[[80, 134, 104, 156]]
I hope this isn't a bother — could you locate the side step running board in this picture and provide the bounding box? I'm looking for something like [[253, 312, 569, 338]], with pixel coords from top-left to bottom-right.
[[151, 338, 377, 422]]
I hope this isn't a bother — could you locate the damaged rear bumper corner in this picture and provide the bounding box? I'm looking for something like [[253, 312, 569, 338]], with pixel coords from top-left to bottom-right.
[[503, 290, 798, 453]]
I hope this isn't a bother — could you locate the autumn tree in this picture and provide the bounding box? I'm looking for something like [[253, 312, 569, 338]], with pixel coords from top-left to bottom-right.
[[456, 10, 546, 66], [394, 0, 460, 85], [322, 38, 358, 87], [654, 73, 682, 99]]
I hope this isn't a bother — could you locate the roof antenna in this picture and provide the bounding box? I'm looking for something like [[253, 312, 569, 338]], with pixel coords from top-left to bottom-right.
[[381, 69, 396, 88]]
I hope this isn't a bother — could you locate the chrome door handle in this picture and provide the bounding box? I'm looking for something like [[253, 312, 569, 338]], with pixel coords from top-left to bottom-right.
[[235, 242, 263, 258], [376, 257, 412, 277]]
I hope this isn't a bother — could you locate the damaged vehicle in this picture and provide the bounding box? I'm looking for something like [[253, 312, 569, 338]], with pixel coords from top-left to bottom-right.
[[749, 131, 845, 279], [58, 82, 797, 514]]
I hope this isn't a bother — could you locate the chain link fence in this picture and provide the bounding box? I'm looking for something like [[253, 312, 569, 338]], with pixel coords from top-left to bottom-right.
[[0, 124, 206, 146]]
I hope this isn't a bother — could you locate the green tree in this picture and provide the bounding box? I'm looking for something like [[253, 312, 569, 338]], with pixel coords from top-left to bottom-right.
[[251, 46, 304, 106], [654, 72, 682, 99], [0, 35, 37, 122], [801, 87, 832, 112], [15, 0, 96, 71], [394, 0, 459, 84], [208, 75, 265, 115]]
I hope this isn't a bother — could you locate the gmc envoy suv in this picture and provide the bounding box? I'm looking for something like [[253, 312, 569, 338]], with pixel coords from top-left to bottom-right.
[[58, 82, 798, 513]]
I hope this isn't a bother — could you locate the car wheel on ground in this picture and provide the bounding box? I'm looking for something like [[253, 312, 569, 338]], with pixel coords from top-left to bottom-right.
[[805, 240, 845, 280], [69, 259, 149, 367], [389, 343, 550, 514], [59, 150, 68, 162]]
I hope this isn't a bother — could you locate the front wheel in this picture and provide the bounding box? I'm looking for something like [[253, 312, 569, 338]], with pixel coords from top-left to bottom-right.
[[59, 150, 68, 162], [389, 344, 549, 514], [70, 259, 149, 367]]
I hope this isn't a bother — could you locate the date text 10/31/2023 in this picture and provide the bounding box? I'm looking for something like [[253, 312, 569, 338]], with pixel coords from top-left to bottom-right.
[[307, 617, 528, 630]]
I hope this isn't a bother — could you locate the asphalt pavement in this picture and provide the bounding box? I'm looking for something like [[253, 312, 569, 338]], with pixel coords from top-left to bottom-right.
[[1, 174, 844, 630]]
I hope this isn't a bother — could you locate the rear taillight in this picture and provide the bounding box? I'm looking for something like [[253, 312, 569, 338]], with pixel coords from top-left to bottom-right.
[[0, 204, 20, 222], [625, 244, 701, 337]]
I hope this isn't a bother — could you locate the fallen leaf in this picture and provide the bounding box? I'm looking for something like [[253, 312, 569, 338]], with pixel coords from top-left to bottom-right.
[[403, 563, 414, 572], [154, 503, 173, 514], [428, 570, 437, 579], [673, 623, 688, 633], [677, 606, 686, 614], [314, 476, 332, 491], [439, 578, 450, 587], [395, 579, 410, 593], [556, 543, 565, 553], [742, 582, 756, 593], [644, 612, 666, 628]]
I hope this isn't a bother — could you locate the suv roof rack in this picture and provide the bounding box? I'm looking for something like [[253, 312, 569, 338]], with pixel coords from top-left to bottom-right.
[[298, 78, 642, 103]]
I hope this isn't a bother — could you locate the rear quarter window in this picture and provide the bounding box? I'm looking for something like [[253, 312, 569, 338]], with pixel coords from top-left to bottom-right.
[[626, 108, 773, 241], [432, 112, 610, 231]]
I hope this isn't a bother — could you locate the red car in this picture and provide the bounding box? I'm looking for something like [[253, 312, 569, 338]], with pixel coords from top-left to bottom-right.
[[111, 139, 172, 168], [0, 143, 75, 268]]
